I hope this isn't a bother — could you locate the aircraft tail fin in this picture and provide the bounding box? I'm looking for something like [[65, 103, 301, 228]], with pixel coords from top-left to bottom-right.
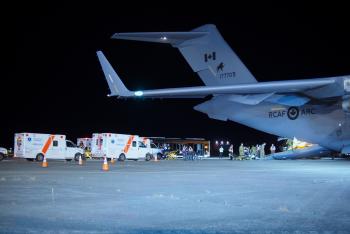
[[96, 51, 133, 97], [112, 24, 257, 86]]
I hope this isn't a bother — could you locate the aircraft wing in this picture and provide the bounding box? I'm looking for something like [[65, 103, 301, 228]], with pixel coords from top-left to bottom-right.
[[97, 51, 337, 99]]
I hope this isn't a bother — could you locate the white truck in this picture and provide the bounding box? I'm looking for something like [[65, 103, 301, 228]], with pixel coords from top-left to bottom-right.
[[91, 133, 161, 161], [14, 133, 84, 161], [140, 137, 164, 159], [0, 147, 8, 161]]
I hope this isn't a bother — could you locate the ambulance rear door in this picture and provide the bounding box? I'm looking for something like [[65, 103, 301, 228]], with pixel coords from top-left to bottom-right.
[[14, 133, 25, 158], [92, 133, 106, 157], [105, 133, 118, 159]]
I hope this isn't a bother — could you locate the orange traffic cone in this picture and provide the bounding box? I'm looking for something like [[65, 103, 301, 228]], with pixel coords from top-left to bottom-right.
[[111, 155, 116, 164], [78, 154, 83, 165], [102, 156, 109, 171], [42, 155, 48, 168]]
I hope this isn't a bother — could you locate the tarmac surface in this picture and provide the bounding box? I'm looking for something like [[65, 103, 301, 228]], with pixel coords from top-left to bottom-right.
[[1, 158, 350, 233]]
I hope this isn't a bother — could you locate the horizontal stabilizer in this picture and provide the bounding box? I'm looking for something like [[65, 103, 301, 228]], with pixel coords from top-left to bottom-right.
[[112, 32, 208, 45], [111, 24, 258, 86]]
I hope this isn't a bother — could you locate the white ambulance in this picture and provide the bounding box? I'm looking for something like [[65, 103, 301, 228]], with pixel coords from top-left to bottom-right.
[[91, 133, 156, 161], [14, 133, 84, 161]]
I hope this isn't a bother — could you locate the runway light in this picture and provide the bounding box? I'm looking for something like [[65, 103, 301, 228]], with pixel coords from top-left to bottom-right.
[[135, 91, 143, 96], [226, 141, 229, 145], [160, 36, 167, 41], [221, 141, 224, 145], [215, 141, 219, 145]]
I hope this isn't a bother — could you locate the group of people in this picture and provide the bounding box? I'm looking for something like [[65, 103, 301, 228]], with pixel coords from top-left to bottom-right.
[[237, 143, 276, 159], [218, 142, 277, 160], [181, 145, 198, 160]]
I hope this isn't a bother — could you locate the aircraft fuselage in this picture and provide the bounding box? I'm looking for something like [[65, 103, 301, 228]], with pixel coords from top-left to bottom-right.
[[195, 96, 350, 152]]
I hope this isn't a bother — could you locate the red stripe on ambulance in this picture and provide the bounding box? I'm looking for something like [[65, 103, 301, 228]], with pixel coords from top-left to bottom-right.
[[123, 135, 135, 153], [41, 135, 55, 154]]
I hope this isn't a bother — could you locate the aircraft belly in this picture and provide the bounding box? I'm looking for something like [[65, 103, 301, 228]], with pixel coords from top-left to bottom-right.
[[197, 97, 346, 151]]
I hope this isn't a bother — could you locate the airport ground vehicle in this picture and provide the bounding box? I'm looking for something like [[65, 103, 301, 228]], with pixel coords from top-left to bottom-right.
[[0, 147, 8, 161], [91, 133, 159, 161], [14, 133, 84, 161]]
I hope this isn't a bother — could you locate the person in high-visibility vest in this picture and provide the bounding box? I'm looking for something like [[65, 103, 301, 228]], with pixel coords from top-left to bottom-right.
[[251, 145, 257, 158], [238, 143, 244, 160]]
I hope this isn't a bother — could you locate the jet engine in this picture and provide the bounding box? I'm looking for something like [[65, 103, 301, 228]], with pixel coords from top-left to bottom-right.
[[342, 96, 350, 113]]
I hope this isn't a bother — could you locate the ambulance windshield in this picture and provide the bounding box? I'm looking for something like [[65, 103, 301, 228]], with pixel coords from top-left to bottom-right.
[[66, 140, 77, 148]]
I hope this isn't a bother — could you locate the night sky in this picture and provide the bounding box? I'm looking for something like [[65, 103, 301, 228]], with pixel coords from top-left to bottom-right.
[[6, 3, 350, 150]]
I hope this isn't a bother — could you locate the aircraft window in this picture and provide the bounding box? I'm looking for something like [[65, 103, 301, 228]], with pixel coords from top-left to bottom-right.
[[139, 142, 146, 148], [53, 141, 58, 147], [132, 141, 137, 147]]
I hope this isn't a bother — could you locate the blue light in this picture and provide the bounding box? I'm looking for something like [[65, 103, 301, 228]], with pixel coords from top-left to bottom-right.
[[135, 91, 143, 96]]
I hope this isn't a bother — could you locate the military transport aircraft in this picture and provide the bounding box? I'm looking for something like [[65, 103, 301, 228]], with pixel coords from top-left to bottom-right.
[[96, 24, 350, 156]]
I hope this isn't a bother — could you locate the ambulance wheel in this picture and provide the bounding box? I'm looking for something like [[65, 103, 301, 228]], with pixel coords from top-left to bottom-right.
[[118, 154, 126, 161], [145, 153, 152, 161], [0, 153, 4, 161], [36, 153, 44, 162], [74, 153, 82, 162]]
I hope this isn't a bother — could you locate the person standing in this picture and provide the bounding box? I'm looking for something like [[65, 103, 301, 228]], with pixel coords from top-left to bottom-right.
[[219, 146, 224, 158], [182, 145, 188, 160], [270, 144, 276, 154], [261, 143, 266, 158], [251, 145, 257, 159], [229, 144, 234, 160], [239, 143, 244, 160], [188, 146, 194, 160]]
